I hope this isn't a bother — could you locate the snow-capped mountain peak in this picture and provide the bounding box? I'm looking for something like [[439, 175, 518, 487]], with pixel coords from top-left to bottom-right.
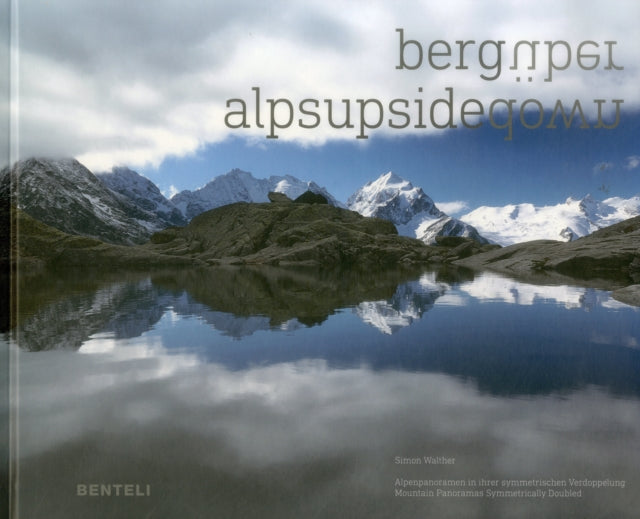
[[348, 171, 487, 245], [1, 158, 157, 244], [368, 171, 412, 191], [348, 171, 443, 225]]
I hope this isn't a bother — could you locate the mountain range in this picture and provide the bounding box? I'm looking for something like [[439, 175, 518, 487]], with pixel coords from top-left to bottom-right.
[[2, 157, 639, 247], [171, 168, 344, 220], [461, 195, 640, 246]]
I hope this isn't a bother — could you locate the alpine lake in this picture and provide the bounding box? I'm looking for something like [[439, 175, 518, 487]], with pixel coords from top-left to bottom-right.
[[5, 264, 640, 519]]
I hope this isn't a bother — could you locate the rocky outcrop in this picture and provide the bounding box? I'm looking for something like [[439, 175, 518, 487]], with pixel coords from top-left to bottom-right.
[[146, 201, 435, 267], [612, 285, 640, 307], [454, 215, 640, 293], [293, 191, 329, 204], [268, 191, 292, 203]]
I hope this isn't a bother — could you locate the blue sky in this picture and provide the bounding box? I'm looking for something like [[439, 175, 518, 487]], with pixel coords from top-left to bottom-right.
[[142, 109, 640, 210]]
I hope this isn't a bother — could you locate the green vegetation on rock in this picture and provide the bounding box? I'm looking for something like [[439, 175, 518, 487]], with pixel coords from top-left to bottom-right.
[[146, 201, 434, 267], [12, 207, 195, 272]]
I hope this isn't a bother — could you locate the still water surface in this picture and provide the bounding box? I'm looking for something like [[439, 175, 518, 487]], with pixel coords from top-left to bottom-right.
[[7, 266, 640, 518]]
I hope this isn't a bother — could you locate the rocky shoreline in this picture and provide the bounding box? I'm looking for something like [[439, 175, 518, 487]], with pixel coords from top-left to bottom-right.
[[453, 215, 640, 304]]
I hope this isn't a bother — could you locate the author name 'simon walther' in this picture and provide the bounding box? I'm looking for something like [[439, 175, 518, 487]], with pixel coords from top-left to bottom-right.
[[395, 456, 456, 465]]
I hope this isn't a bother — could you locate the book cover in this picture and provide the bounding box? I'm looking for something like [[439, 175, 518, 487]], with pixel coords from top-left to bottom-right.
[[3, 1, 640, 518]]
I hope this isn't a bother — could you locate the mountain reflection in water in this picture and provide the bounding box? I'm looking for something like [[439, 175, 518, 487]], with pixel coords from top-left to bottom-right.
[[9, 265, 640, 396], [7, 265, 640, 518]]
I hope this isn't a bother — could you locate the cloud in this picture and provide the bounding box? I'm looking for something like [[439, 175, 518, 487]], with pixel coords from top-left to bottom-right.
[[435, 200, 470, 215], [163, 185, 180, 199], [625, 155, 640, 170], [8, 0, 640, 170], [593, 161, 615, 173]]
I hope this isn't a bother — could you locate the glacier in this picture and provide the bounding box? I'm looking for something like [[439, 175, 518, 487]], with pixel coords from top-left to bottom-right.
[[460, 194, 640, 246]]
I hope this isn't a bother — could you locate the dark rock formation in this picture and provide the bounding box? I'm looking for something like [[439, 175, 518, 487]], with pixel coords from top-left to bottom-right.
[[293, 191, 328, 204], [146, 201, 432, 267]]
